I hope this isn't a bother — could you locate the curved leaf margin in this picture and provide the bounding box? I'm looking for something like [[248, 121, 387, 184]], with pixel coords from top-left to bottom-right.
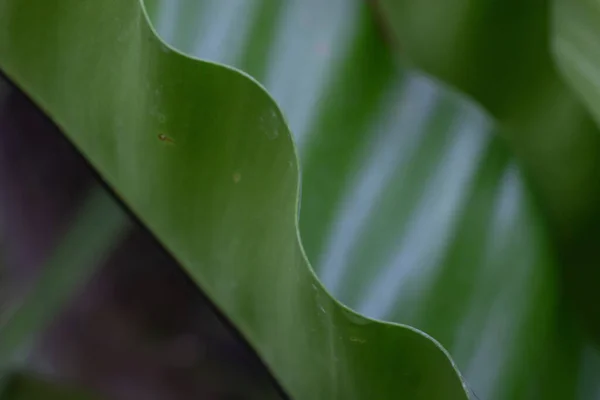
[[0, 0, 470, 398]]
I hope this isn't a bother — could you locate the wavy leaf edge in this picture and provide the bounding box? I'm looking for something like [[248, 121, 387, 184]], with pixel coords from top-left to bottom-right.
[[0, 0, 474, 397], [135, 1, 471, 393]]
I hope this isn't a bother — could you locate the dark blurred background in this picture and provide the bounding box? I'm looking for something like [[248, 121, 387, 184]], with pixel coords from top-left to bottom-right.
[[0, 75, 286, 400]]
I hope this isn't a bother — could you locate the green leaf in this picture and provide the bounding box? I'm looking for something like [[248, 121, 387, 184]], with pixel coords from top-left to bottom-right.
[[0, 185, 129, 372], [0, 0, 469, 398]]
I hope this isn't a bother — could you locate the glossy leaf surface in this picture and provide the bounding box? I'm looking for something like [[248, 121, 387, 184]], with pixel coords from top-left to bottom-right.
[[146, 1, 600, 399], [0, 0, 468, 398]]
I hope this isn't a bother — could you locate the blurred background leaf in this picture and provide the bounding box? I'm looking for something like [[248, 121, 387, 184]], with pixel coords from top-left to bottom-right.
[[372, 0, 600, 237], [554, 0, 600, 128], [551, 0, 600, 347], [372, 0, 600, 342], [0, 185, 129, 371]]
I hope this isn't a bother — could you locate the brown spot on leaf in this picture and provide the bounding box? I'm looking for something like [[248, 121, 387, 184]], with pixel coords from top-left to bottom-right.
[[158, 134, 175, 144]]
